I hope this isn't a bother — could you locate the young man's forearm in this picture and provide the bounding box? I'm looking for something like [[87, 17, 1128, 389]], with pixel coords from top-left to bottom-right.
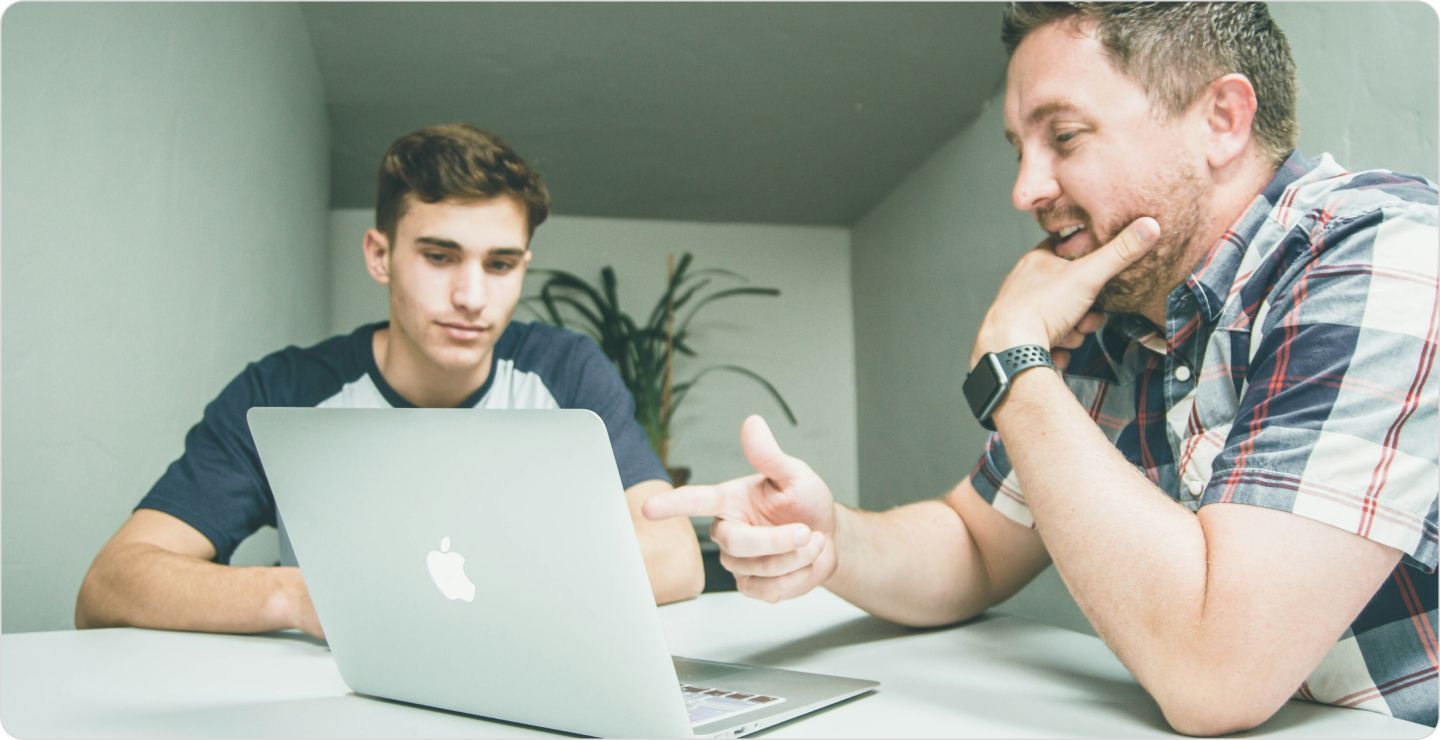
[[637, 527, 705, 604], [626, 480, 705, 605], [76, 543, 311, 635]]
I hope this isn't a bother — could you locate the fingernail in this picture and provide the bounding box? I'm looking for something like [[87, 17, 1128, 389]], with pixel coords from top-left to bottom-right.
[[1136, 217, 1161, 242]]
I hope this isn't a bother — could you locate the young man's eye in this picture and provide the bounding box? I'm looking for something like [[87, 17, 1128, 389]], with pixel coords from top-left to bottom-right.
[[1053, 130, 1080, 146], [487, 260, 518, 273], [424, 251, 453, 264]]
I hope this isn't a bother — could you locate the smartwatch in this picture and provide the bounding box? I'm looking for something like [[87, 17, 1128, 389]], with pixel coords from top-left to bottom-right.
[[963, 345, 1054, 431]]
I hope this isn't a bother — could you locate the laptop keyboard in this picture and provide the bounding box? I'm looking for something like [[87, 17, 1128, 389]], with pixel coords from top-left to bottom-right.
[[680, 683, 785, 726]]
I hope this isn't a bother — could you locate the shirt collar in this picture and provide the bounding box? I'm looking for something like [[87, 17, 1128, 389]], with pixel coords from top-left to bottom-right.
[[1182, 150, 1318, 325]]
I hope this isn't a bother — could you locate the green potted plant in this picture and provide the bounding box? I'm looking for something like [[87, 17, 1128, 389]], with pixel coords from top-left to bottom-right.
[[523, 253, 797, 484]]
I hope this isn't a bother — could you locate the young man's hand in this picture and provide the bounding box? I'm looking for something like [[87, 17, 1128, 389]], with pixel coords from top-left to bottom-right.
[[971, 217, 1161, 370], [265, 567, 325, 640], [642, 415, 837, 603]]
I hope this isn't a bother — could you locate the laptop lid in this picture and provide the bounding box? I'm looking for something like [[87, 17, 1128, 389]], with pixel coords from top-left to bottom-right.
[[248, 407, 693, 737]]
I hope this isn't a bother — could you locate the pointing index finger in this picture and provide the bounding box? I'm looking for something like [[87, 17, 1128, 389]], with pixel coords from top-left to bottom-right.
[[641, 475, 761, 521]]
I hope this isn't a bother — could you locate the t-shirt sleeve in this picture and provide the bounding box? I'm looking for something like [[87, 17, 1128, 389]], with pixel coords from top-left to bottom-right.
[[135, 361, 277, 564], [1201, 205, 1439, 571], [561, 336, 671, 489]]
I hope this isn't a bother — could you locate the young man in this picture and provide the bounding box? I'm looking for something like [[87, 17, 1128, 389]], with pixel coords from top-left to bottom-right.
[[647, 3, 1437, 734], [76, 123, 704, 639]]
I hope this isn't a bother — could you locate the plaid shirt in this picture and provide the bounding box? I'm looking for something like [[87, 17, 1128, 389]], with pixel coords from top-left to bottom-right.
[[971, 152, 1439, 726]]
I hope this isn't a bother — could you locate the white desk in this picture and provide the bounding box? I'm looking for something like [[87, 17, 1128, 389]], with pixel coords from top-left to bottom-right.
[[1, 590, 1430, 738]]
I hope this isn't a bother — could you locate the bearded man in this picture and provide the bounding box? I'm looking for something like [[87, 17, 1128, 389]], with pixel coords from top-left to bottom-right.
[[647, 3, 1438, 734]]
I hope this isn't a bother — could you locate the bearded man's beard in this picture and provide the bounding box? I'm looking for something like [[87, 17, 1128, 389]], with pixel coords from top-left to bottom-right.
[[1093, 166, 1212, 317]]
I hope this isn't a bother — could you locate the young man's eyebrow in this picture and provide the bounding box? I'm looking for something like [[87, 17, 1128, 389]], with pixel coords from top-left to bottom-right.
[[416, 236, 463, 251], [415, 237, 527, 257]]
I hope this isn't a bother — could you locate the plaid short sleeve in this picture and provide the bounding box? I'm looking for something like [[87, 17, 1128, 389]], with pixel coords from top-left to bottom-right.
[[970, 431, 1032, 526], [969, 374, 1116, 528], [1201, 204, 1439, 571]]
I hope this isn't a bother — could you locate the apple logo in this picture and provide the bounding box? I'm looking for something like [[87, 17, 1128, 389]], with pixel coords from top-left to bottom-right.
[[426, 536, 476, 602]]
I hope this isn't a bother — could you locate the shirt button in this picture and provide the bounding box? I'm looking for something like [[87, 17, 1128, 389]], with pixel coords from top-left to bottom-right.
[[1174, 365, 1193, 383]]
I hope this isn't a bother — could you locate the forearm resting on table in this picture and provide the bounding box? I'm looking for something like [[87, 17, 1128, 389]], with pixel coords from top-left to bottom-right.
[[76, 542, 307, 634], [627, 480, 705, 604], [994, 368, 1401, 735], [825, 486, 1047, 628]]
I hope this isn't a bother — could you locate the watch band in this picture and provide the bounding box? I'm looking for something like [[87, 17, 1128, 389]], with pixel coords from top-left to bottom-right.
[[996, 344, 1053, 378], [965, 344, 1054, 431]]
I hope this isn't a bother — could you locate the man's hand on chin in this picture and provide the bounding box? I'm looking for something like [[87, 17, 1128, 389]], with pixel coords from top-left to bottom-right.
[[971, 217, 1161, 371]]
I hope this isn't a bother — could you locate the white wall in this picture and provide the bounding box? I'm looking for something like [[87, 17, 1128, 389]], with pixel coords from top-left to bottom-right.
[[1, 3, 331, 633], [849, 2, 1439, 635], [329, 210, 860, 507]]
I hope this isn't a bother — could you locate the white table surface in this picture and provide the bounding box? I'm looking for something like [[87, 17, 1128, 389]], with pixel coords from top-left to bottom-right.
[[1, 590, 1431, 738]]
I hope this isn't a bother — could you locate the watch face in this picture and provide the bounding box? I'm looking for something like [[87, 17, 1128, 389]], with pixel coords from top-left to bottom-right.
[[963, 354, 1005, 418]]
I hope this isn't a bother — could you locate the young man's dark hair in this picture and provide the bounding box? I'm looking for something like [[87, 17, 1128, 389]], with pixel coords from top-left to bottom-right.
[[374, 123, 551, 241], [1002, 2, 1298, 165]]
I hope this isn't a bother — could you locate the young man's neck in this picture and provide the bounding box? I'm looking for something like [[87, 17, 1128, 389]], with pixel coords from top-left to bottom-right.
[[371, 326, 493, 408]]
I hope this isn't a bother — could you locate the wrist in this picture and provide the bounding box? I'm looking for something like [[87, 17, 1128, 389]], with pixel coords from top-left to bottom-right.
[[963, 344, 1056, 431], [989, 362, 1062, 427], [260, 566, 307, 632], [971, 327, 1047, 368], [257, 567, 294, 630], [823, 504, 858, 592]]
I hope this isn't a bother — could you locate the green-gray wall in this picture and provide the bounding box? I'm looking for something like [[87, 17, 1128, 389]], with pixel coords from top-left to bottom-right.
[[849, 1, 1439, 635], [2, 0, 1433, 638], [1, 2, 330, 633]]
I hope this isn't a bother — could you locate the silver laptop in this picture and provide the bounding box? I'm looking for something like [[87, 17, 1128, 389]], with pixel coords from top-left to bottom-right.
[[247, 407, 877, 738]]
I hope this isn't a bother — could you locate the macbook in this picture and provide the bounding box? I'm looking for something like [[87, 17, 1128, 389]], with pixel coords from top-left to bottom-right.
[[247, 407, 877, 738]]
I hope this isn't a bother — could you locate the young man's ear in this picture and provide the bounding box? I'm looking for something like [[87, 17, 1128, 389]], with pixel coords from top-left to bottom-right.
[[362, 228, 392, 286], [1201, 73, 1259, 170]]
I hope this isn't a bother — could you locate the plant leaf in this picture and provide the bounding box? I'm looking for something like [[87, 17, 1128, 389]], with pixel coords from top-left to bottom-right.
[[648, 278, 711, 332], [666, 364, 797, 426], [527, 258, 790, 463], [676, 287, 782, 338], [541, 292, 609, 344]]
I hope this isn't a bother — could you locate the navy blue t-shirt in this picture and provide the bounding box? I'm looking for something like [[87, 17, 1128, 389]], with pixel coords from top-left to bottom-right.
[[137, 321, 669, 563]]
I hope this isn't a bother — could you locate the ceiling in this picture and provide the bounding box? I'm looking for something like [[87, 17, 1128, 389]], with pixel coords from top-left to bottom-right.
[[302, 2, 1009, 226]]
